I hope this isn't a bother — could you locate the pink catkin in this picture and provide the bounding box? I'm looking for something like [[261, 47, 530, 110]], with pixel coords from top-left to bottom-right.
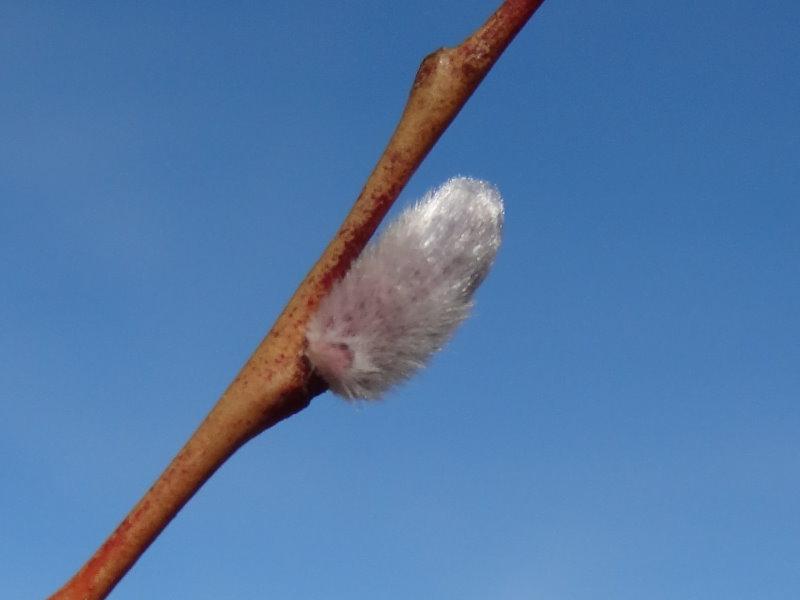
[[306, 177, 504, 400]]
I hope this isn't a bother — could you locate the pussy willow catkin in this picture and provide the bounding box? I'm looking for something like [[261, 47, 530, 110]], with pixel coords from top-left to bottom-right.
[[305, 177, 504, 400]]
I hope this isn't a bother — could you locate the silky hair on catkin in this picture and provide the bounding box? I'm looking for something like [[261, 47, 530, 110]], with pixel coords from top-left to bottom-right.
[[305, 177, 504, 400]]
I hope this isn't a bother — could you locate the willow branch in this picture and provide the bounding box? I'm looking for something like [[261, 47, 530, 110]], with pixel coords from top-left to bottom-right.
[[49, 1, 545, 598]]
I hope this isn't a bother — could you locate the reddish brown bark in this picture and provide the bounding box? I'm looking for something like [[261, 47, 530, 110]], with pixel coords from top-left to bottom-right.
[[50, 1, 546, 598]]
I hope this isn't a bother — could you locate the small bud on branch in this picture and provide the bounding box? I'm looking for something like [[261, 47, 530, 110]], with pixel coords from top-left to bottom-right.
[[307, 177, 504, 400]]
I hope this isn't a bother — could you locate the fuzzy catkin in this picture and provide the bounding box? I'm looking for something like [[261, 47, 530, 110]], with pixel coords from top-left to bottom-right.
[[305, 177, 504, 400]]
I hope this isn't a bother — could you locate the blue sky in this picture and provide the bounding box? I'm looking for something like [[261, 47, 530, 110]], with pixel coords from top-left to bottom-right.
[[2, 1, 799, 598]]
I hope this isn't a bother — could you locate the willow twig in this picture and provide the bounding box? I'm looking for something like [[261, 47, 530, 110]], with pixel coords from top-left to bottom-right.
[[50, 1, 546, 597]]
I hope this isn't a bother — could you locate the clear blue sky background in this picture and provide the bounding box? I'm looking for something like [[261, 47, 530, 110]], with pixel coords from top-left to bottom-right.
[[2, 2, 799, 598]]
